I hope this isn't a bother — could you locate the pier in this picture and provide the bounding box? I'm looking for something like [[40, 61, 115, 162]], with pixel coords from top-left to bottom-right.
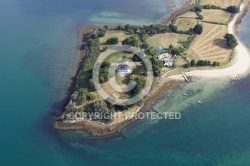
[[180, 70, 190, 83]]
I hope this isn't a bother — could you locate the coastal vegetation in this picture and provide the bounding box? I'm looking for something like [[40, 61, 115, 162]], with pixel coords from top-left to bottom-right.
[[122, 36, 139, 47], [79, 38, 100, 90], [226, 6, 240, 13], [185, 59, 220, 68], [224, 33, 238, 48], [202, 4, 222, 9], [200, 0, 242, 9], [194, 6, 203, 12]]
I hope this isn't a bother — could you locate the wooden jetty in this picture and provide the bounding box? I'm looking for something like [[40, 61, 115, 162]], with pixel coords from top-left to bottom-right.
[[180, 70, 190, 83]]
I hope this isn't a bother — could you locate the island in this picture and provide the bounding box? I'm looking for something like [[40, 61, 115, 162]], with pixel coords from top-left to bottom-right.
[[54, 0, 250, 137]]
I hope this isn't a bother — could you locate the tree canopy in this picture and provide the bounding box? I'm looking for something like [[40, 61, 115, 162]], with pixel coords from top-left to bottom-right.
[[202, 4, 221, 9], [106, 37, 119, 45], [122, 36, 139, 47], [224, 33, 238, 48], [193, 24, 203, 34], [226, 6, 239, 13], [194, 6, 202, 12]]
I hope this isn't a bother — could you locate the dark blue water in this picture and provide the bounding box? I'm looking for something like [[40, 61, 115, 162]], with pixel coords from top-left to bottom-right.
[[1, 0, 250, 165]]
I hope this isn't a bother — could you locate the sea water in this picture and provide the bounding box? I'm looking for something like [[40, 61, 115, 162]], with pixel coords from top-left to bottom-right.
[[1, 0, 250, 165]]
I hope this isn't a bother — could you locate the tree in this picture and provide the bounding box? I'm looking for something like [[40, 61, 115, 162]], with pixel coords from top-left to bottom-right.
[[169, 46, 185, 56], [71, 91, 79, 102], [104, 25, 109, 30], [204, 60, 208, 66], [226, 6, 239, 13], [169, 24, 178, 33], [98, 29, 106, 37], [169, 45, 174, 50], [124, 24, 131, 31], [191, 60, 196, 67], [88, 79, 95, 91], [93, 100, 110, 113], [88, 92, 97, 100], [202, 4, 221, 9], [122, 36, 139, 47], [184, 63, 191, 68], [90, 34, 97, 39], [193, 24, 203, 34], [101, 62, 110, 68], [99, 76, 105, 83], [194, 6, 202, 12], [200, 60, 205, 66], [197, 60, 200, 66], [197, 60, 206, 66], [153, 65, 161, 77], [116, 25, 123, 30], [198, 15, 204, 20], [203, 5, 212, 9], [78, 88, 88, 103], [87, 39, 94, 46], [92, 100, 112, 121], [212, 62, 217, 66], [141, 42, 149, 49], [106, 37, 119, 45], [132, 68, 142, 75], [131, 76, 146, 95], [224, 33, 238, 48], [131, 54, 142, 62]]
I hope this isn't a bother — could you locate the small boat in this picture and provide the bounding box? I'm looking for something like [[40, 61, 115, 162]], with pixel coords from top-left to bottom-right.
[[182, 93, 187, 96], [197, 101, 202, 104]]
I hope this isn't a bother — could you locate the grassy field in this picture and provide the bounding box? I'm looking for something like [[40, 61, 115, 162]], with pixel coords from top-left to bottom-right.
[[103, 51, 134, 63], [175, 18, 198, 31], [186, 23, 232, 63], [202, 9, 232, 23], [174, 56, 188, 67], [178, 12, 197, 19], [101, 81, 121, 99], [115, 74, 130, 85], [200, 0, 242, 8], [99, 30, 131, 45], [147, 33, 190, 48]]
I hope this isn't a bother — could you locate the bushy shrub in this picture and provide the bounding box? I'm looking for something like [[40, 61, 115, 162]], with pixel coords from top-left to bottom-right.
[[224, 33, 238, 48], [106, 37, 119, 45], [226, 6, 239, 13]]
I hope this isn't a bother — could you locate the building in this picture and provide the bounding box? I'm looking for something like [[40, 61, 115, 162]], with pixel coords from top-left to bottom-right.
[[158, 53, 170, 60], [117, 64, 130, 74], [163, 59, 173, 67], [164, 55, 176, 67]]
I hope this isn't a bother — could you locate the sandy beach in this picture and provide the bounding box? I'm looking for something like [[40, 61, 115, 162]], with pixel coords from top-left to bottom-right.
[[170, 0, 250, 80]]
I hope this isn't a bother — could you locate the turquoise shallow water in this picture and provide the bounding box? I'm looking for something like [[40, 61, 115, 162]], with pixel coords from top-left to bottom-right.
[[1, 0, 250, 165]]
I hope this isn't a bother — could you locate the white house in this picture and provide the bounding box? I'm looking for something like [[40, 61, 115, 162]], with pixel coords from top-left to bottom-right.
[[164, 59, 173, 67], [158, 53, 170, 60], [117, 64, 130, 74], [162, 54, 176, 67]]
